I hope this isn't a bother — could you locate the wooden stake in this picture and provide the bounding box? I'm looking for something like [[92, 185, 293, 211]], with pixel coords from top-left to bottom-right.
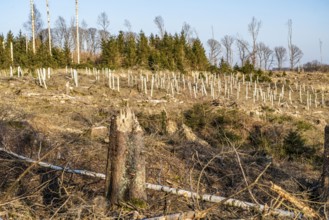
[[151, 75, 154, 97]]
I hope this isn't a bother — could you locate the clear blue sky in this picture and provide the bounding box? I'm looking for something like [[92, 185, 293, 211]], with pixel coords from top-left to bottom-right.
[[1, 0, 329, 66]]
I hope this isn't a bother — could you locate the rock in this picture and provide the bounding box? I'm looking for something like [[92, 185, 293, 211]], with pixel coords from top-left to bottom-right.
[[90, 126, 108, 139]]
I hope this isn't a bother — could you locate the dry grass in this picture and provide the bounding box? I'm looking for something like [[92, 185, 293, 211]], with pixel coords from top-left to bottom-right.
[[0, 69, 328, 219]]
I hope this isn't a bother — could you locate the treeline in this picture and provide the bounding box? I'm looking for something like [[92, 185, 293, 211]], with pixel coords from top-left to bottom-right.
[[99, 31, 209, 72], [0, 30, 211, 72], [0, 31, 71, 70], [303, 60, 329, 73]]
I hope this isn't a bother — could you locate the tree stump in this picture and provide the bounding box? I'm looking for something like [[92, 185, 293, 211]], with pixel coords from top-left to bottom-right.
[[105, 108, 146, 206], [321, 125, 329, 201]]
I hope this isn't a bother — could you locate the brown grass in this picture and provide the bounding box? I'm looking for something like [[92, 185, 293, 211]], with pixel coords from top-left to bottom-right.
[[0, 69, 328, 219]]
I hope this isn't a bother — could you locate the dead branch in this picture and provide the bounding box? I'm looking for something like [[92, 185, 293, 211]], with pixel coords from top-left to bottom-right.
[[270, 182, 320, 219], [0, 147, 296, 218], [143, 210, 206, 220]]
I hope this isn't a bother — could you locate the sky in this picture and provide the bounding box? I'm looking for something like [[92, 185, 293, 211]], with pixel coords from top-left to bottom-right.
[[1, 0, 329, 66]]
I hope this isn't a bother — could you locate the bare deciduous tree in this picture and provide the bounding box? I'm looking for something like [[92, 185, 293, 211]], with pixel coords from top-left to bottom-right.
[[290, 44, 303, 69], [221, 35, 234, 66], [86, 27, 97, 55], [248, 17, 262, 66], [182, 22, 194, 44], [274, 46, 287, 70], [207, 38, 221, 66], [257, 42, 273, 70], [124, 19, 132, 33], [257, 42, 266, 69], [54, 16, 70, 48], [287, 19, 303, 70], [263, 45, 273, 70], [154, 16, 165, 38], [236, 37, 250, 66], [80, 20, 88, 52], [97, 12, 110, 40]]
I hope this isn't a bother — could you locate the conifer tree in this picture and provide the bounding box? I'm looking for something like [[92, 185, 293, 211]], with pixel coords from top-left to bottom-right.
[[191, 38, 209, 70], [101, 36, 120, 68], [117, 31, 125, 65], [0, 34, 10, 68], [124, 33, 137, 68], [4, 31, 15, 68], [173, 33, 187, 72], [14, 31, 30, 67], [137, 31, 149, 69]]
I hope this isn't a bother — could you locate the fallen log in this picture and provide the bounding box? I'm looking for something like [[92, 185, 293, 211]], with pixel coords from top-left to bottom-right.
[[145, 183, 295, 218], [0, 147, 296, 218]]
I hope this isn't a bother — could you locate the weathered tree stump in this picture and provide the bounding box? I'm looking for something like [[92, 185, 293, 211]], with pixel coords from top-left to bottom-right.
[[321, 125, 329, 201], [105, 108, 146, 206]]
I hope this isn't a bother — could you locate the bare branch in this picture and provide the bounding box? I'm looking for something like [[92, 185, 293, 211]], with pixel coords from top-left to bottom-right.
[[154, 16, 165, 38]]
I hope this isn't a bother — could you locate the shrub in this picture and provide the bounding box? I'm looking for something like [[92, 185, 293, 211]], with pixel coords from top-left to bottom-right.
[[295, 120, 313, 131], [184, 103, 208, 131], [184, 103, 242, 147], [282, 130, 315, 161]]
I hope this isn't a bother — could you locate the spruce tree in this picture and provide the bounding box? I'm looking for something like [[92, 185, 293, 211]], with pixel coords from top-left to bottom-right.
[[100, 36, 120, 69], [124, 33, 137, 68], [191, 38, 209, 70], [137, 31, 149, 69], [117, 31, 125, 65], [173, 33, 186, 72], [14, 31, 29, 67], [0, 34, 11, 68]]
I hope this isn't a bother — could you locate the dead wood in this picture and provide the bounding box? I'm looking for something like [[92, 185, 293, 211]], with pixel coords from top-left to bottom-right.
[[270, 182, 320, 219]]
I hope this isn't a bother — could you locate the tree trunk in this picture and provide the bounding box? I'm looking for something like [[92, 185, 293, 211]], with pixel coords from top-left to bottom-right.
[[105, 108, 146, 206], [321, 125, 329, 201], [46, 0, 52, 56], [10, 42, 13, 63], [30, 0, 35, 54], [75, 0, 80, 64]]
